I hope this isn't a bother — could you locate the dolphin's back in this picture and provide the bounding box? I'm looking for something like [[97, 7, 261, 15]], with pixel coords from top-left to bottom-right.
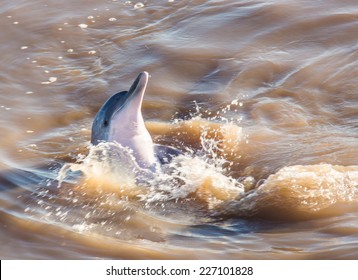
[[154, 145, 182, 165]]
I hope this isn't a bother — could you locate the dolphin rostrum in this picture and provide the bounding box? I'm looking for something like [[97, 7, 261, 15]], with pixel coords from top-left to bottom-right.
[[91, 72, 180, 169]]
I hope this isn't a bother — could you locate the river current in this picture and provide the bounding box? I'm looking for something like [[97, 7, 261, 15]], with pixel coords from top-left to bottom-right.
[[0, 0, 357, 259]]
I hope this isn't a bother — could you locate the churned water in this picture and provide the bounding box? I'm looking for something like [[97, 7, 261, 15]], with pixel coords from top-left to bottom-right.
[[0, 0, 357, 259]]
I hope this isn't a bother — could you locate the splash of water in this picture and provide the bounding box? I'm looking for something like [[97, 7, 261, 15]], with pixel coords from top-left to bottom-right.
[[55, 120, 246, 210], [57, 142, 149, 197]]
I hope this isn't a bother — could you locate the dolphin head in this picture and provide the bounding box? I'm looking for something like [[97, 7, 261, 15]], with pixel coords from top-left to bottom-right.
[[91, 72, 157, 168]]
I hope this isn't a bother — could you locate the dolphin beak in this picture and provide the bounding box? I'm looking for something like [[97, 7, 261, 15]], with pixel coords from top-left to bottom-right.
[[127, 71, 149, 109]]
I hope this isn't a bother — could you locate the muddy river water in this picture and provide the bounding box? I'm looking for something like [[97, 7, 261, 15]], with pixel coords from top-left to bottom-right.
[[0, 0, 357, 259]]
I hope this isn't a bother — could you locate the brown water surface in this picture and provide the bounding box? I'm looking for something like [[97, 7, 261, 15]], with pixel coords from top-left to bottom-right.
[[0, 0, 358, 259]]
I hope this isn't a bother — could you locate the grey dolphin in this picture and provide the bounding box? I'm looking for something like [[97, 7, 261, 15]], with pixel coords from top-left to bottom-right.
[[91, 72, 180, 169]]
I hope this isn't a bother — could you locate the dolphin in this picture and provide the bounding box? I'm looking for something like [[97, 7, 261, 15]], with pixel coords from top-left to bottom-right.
[[91, 72, 180, 170]]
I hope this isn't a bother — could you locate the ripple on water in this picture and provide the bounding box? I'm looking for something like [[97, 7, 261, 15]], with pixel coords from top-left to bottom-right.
[[1, 0, 358, 260]]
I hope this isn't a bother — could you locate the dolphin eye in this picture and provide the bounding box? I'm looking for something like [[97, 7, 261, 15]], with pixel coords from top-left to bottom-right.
[[104, 120, 109, 126]]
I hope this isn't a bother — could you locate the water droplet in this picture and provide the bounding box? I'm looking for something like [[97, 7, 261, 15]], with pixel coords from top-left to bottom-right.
[[134, 2, 144, 9], [108, 17, 117, 22], [41, 77, 57, 84], [67, 48, 74, 53], [88, 50, 96, 55], [78, 23, 88, 29], [20, 46, 28, 50], [231, 99, 238, 106]]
